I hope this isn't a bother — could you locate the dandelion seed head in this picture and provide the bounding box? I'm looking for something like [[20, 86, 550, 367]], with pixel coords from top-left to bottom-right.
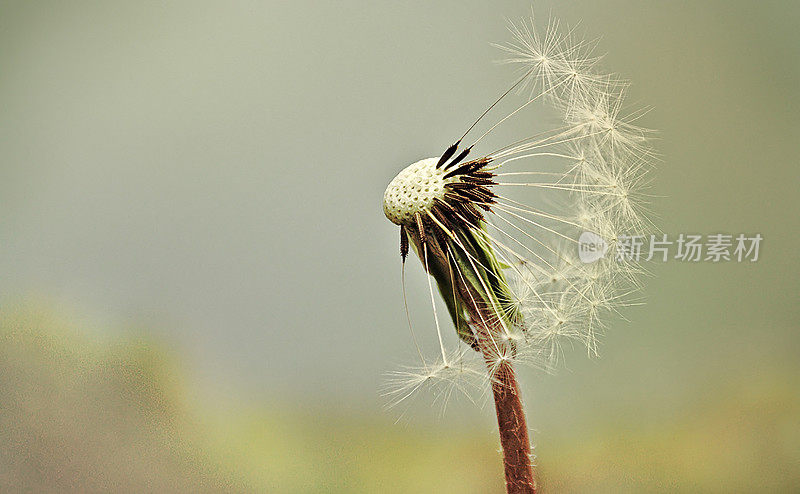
[[382, 12, 655, 408], [383, 157, 454, 226]]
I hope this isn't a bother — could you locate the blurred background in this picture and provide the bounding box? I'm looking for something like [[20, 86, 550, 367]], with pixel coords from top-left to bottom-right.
[[1, 1, 798, 492]]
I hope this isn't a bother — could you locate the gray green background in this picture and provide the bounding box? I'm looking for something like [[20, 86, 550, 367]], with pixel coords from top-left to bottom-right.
[[1, 1, 798, 492]]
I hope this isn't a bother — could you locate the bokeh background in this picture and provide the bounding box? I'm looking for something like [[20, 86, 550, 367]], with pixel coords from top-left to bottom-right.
[[1, 1, 798, 492]]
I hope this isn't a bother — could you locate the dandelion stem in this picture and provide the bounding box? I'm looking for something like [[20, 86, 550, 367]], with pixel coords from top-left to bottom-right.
[[478, 336, 536, 493]]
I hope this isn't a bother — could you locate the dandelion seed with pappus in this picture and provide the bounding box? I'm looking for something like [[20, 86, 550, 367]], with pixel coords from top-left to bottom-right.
[[382, 14, 654, 493]]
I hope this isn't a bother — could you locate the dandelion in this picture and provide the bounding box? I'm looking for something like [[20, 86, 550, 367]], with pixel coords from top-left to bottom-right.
[[382, 13, 653, 493]]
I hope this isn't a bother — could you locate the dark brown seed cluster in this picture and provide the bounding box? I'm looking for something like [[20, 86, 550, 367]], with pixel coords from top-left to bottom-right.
[[437, 152, 497, 232]]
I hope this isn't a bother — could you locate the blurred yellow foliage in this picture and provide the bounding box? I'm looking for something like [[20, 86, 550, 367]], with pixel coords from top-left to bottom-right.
[[1, 305, 797, 493]]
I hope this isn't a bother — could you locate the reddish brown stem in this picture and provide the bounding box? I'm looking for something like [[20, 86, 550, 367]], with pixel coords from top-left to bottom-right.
[[483, 354, 536, 493]]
